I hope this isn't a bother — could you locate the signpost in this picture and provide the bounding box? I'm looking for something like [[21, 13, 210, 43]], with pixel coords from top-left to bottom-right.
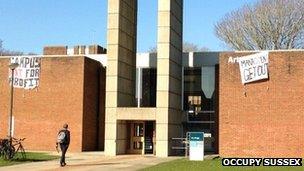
[[189, 132, 204, 161]]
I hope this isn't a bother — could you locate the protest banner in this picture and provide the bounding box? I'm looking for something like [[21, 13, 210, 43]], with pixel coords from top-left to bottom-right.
[[238, 52, 269, 84], [9, 56, 41, 89]]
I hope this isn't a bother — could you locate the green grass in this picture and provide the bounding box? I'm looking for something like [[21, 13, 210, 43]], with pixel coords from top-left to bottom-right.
[[0, 152, 59, 167], [142, 158, 304, 171]]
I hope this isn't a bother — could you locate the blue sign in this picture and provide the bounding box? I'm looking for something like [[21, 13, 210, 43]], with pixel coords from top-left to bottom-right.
[[189, 132, 204, 141]]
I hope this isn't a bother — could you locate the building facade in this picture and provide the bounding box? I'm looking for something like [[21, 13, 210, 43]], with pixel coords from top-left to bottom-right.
[[105, 0, 184, 157], [0, 51, 106, 152], [1, 49, 304, 157]]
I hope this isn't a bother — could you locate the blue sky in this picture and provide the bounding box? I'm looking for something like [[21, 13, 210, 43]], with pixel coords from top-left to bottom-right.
[[0, 0, 256, 54]]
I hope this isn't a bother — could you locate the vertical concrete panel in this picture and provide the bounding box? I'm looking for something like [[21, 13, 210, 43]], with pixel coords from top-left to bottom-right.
[[117, 120, 128, 154], [105, 0, 137, 156], [156, 0, 183, 157]]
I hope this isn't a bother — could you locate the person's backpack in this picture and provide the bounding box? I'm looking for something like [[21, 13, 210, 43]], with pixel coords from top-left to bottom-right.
[[57, 130, 66, 144]]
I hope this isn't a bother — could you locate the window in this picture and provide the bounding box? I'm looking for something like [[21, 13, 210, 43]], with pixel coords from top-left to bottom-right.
[[134, 123, 144, 137], [136, 68, 157, 107], [184, 67, 202, 110], [183, 67, 215, 112], [183, 67, 216, 123]]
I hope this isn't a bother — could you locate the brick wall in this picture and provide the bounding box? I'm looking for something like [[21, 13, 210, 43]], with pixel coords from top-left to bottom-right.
[[98, 65, 106, 151], [0, 56, 105, 152], [82, 57, 106, 151], [88, 45, 107, 54], [43, 46, 67, 55], [219, 51, 304, 157], [44, 45, 106, 55], [74, 46, 86, 55]]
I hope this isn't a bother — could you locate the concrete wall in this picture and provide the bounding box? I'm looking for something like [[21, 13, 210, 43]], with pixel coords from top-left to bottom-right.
[[105, 0, 184, 157], [156, 0, 183, 157], [219, 51, 304, 157], [0, 56, 105, 152], [106, 0, 137, 107], [105, 0, 138, 156]]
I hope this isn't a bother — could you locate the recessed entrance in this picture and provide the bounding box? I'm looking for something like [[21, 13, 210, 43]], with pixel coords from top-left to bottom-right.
[[127, 121, 155, 155]]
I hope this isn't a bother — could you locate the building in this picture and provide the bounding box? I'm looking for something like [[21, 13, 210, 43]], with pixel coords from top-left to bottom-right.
[[1, 49, 303, 157], [0, 0, 303, 157], [220, 51, 304, 157], [0, 45, 107, 152]]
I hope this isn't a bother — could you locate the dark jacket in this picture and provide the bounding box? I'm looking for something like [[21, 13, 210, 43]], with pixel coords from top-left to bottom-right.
[[58, 129, 70, 145]]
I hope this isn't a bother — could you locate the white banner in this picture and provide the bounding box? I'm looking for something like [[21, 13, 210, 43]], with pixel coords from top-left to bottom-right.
[[238, 52, 269, 84], [9, 56, 41, 89]]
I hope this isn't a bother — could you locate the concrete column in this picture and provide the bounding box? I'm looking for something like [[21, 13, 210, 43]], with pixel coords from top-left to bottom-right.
[[105, 0, 137, 156], [156, 0, 183, 157]]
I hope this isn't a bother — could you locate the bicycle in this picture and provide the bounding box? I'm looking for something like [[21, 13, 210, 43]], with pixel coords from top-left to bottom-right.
[[12, 137, 26, 160], [0, 137, 26, 160]]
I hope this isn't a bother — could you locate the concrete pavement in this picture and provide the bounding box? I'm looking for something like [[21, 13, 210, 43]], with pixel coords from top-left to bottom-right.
[[0, 152, 180, 171]]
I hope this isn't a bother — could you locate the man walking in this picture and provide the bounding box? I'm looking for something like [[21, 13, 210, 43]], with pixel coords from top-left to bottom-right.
[[56, 123, 70, 167]]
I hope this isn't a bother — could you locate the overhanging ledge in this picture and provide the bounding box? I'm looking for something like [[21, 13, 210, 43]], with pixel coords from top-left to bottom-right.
[[116, 107, 156, 120]]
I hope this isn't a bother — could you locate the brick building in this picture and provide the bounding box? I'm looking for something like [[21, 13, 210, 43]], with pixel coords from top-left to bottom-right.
[[0, 45, 106, 152], [219, 51, 304, 157]]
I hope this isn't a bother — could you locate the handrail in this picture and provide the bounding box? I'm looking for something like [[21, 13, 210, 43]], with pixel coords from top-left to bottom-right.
[[171, 137, 189, 157], [186, 110, 215, 123]]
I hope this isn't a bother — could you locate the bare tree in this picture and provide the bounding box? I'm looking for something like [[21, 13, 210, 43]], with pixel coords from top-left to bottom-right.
[[183, 42, 209, 52], [215, 0, 304, 50], [0, 39, 26, 56], [148, 46, 157, 53], [0, 40, 4, 55], [148, 42, 209, 53]]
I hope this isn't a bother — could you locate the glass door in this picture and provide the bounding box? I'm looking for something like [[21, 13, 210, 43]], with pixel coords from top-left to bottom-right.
[[128, 122, 145, 154]]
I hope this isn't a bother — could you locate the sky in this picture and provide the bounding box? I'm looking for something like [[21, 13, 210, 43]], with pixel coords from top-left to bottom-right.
[[0, 0, 256, 54]]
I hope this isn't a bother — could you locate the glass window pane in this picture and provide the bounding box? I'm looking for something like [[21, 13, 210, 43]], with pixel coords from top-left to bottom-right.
[[141, 68, 156, 107], [183, 67, 216, 112], [202, 66, 215, 99], [134, 123, 144, 137]]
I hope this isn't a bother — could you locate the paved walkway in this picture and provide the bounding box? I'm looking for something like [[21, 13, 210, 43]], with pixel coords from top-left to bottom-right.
[[0, 152, 180, 171]]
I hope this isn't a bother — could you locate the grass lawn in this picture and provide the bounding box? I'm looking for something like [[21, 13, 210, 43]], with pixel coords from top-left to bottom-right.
[[0, 152, 59, 167], [142, 158, 304, 171]]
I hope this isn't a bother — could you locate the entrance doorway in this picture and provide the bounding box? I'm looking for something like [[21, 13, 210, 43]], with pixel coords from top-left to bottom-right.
[[127, 121, 155, 155], [144, 121, 154, 154]]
